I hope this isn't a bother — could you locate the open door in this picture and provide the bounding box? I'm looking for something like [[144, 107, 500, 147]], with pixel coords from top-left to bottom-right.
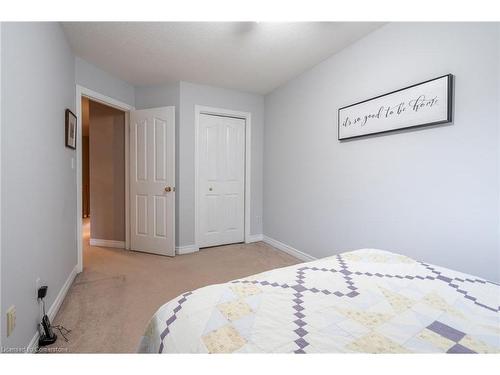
[[130, 107, 175, 256]]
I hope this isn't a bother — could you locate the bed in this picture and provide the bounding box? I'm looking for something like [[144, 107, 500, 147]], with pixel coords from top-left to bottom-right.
[[138, 249, 500, 353]]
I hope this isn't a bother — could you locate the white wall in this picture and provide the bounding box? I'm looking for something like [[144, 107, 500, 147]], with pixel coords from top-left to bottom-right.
[[75, 57, 135, 107], [264, 22, 500, 282], [1, 23, 77, 347]]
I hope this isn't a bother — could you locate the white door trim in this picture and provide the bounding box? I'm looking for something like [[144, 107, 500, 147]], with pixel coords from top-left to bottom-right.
[[75, 85, 135, 272], [194, 105, 252, 249]]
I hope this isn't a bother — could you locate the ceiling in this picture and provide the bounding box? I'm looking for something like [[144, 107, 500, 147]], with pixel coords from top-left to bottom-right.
[[62, 22, 384, 94]]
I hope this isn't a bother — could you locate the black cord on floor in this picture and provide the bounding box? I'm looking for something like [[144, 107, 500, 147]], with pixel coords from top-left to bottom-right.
[[52, 325, 72, 342]]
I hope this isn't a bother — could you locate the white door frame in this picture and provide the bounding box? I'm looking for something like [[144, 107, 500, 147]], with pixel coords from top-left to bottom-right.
[[194, 105, 252, 249], [75, 85, 135, 272]]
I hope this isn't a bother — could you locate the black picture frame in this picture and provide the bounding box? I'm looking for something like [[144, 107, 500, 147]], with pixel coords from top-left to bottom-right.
[[65, 109, 77, 149], [338, 74, 454, 141]]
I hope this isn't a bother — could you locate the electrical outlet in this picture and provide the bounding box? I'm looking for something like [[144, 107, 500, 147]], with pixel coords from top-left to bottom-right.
[[6, 305, 16, 337]]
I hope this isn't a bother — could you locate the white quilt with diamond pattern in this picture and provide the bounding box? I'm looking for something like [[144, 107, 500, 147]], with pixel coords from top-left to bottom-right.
[[138, 249, 500, 353]]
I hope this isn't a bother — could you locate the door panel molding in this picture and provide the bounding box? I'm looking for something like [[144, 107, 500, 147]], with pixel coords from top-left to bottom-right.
[[130, 107, 175, 256], [194, 105, 252, 250]]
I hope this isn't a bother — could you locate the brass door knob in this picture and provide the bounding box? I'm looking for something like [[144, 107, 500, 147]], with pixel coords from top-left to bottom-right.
[[164, 186, 172, 192]]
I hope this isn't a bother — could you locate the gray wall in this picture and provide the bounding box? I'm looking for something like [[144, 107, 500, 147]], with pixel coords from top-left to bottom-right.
[[1, 22, 498, 350], [264, 22, 500, 282], [76, 57, 135, 107], [135, 83, 179, 110], [498, 24, 500, 279], [179, 82, 265, 246], [1, 23, 77, 347], [89, 101, 125, 242], [0, 22, 3, 345], [136, 81, 265, 247]]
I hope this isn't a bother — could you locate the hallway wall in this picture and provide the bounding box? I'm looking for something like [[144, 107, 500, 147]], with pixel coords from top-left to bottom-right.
[[89, 101, 126, 242]]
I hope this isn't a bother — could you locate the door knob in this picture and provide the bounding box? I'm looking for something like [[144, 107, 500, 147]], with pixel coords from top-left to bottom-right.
[[164, 186, 172, 192]]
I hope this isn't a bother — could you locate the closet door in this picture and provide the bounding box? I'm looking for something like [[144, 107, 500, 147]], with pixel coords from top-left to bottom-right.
[[197, 114, 245, 248]]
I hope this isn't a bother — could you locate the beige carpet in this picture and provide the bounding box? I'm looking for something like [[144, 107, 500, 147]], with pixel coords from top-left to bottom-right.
[[49, 221, 300, 353]]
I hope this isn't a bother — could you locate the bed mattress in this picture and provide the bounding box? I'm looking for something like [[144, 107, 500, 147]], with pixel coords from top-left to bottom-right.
[[138, 249, 500, 353]]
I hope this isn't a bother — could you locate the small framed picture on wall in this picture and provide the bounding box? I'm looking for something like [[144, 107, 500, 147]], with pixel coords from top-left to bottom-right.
[[65, 109, 77, 149]]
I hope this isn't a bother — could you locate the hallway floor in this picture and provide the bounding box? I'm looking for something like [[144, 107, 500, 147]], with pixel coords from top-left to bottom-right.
[[49, 221, 300, 353]]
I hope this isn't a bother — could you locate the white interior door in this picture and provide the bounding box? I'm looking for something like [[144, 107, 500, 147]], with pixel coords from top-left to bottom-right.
[[130, 107, 175, 256], [197, 114, 245, 248]]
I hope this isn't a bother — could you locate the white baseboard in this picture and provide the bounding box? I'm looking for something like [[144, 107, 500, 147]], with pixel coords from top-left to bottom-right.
[[246, 234, 263, 243], [262, 235, 317, 262], [90, 238, 125, 249], [27, 264, 78, 352], [175, 244, 199, 255]]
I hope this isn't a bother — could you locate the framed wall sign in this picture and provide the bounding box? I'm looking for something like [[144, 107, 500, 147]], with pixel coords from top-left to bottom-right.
[[338, 74, 453, 140], [65, 109, 77, 149]]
